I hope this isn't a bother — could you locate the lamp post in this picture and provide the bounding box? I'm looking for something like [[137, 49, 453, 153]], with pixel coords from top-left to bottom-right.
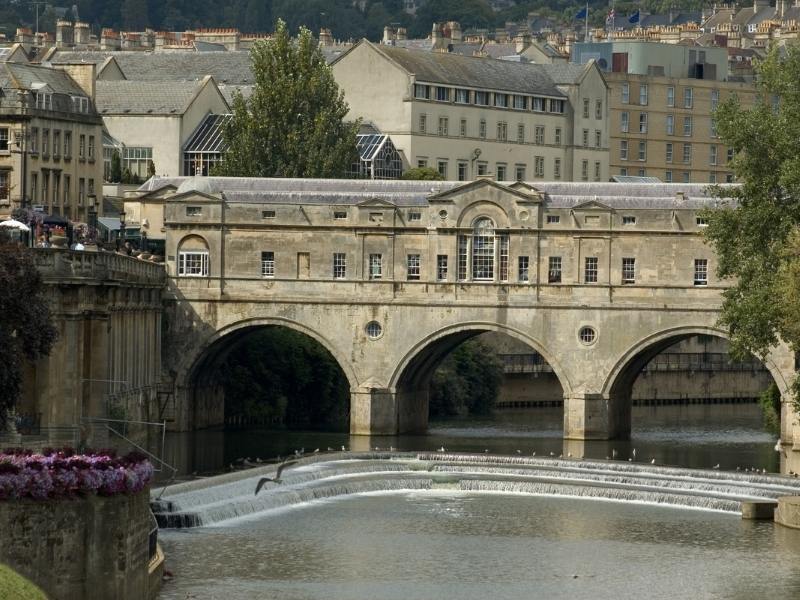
[[87, 194, 97, 244], [118, 209, 126, 250]]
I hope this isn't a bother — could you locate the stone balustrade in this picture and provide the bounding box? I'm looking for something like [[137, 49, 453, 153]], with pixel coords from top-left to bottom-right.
[[33, 248, 166, 286]]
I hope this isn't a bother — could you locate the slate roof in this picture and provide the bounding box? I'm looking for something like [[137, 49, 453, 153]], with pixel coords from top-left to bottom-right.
[[370, 43, 566, 97], [0, 62, 86, 95], [45, 49, 254, 85], [538, 63, 588, 85], [140, 176, 730, 210], [95, 79, 205, 115]]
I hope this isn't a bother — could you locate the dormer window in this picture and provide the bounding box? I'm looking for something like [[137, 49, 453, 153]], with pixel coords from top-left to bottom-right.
[[71, 96, 89, 113], [33, 92, 52, 110], [334, 210, 347, 219], [408, 211, 421, 221]]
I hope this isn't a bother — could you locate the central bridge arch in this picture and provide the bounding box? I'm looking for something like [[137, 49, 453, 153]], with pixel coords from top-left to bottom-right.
[[387, 321, 573, 434]]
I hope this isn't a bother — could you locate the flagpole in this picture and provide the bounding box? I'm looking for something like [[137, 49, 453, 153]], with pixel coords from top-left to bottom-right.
[[585, 2, 589, 42]]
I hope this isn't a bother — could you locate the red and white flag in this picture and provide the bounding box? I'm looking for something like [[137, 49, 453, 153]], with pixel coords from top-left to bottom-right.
[[606, 8, 615, 24]]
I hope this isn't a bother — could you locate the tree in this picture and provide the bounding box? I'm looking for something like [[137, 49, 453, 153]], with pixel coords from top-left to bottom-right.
[[704, 45, 800, 402], [400, 167, 444, 181], [0, 239, 57, 424], [109, 150, 122, 183], [215, 19, 359, 178], [429, 340, 503, 417]]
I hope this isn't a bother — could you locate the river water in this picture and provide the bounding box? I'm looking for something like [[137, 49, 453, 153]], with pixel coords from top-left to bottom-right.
[[156, 404, 800, 599], [162, 403, 781, 477]]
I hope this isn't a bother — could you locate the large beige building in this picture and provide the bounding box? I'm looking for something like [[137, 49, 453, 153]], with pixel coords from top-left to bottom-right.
[[0, 62, 104, 222], [332, 41, 609, 182], [573, 41, 758, 183]]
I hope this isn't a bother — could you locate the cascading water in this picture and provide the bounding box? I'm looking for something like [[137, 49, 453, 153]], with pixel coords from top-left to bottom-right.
[[151, 452, 800, 528]]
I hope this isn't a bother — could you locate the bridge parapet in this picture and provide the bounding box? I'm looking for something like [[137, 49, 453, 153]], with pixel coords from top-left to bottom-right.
[[33, 249, 166, 287]]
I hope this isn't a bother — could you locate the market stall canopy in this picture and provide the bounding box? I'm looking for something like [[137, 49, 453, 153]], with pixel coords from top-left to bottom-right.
[[0, 219, 31, 232]]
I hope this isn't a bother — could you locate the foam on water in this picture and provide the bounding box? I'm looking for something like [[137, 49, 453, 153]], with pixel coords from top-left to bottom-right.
[[151, 452, 800, 528]]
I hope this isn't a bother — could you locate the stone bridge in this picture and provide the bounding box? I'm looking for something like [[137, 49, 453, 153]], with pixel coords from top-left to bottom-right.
[[142, 177, 799, 444]]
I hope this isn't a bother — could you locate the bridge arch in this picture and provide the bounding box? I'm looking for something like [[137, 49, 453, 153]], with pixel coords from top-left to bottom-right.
[[601, 325, 790, 440], [388, 321, 573, 433], [176, 317, 358, 429]]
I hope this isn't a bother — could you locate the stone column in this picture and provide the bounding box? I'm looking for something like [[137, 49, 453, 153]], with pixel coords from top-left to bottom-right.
[[564, 392, 629, 440], [350, 387, 398, 435]]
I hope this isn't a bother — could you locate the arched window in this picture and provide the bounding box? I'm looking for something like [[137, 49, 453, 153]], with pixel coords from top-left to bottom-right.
[[177, 235, 209, 277], [457, 217, 509, 283], [472, 218, 495, 280]]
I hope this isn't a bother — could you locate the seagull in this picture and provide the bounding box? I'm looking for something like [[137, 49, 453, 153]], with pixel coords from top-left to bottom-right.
[[437, 446, 446, 452], [713, 464, 720, 469], [567, 453, 572, 458], [255, 458, 298, 495], [632, 449, 637, 459], [532, 451, 536, 457], [549, 452, 555, 457], [650, 458, 656, 464], [775, 439, 782, 452], [612, 449, 618, 459], [516, 449, 522, 454], [341, 445, 347, 451]]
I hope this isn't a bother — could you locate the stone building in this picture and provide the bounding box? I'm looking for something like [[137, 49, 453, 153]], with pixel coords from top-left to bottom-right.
[[332, 40, 609, 182], [572, 41, 758, 183], [0, 61, 103, 222]]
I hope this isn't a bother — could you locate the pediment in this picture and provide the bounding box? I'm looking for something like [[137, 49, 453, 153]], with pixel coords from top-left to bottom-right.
[[138, 185, 178, 201], [428, 178, 540, 204], [170, 190, 223, 203], [571, 199, 613, 211], [356, 197, 397, 208]]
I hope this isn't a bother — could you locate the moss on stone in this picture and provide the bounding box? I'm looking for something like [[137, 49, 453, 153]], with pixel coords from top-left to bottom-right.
[[0, 563, 48, 600]]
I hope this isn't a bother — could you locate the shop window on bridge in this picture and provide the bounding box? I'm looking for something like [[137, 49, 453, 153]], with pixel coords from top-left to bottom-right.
[[369, 253, 382, 280], [457, 218, 510, 282], [437, 255, 448, 281], [178, 236, 209, 277]]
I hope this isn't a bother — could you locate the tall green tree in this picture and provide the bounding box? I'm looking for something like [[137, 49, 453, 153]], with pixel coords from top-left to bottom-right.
[[429, 340, 503, 417], [0, 238, 57, 424], [704, 45, 800, 401], [215, 19, 359, 178]]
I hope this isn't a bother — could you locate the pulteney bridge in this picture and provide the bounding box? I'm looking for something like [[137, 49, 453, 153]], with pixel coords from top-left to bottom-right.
[[131, 176, 798, 444]]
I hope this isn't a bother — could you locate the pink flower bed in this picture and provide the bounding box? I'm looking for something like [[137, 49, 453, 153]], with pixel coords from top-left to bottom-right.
[[0, 448, 154, 500]]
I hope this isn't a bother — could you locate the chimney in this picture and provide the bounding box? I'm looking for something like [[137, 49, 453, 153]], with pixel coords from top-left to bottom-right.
[[448, 21, 462, 42], [74, 21, 90, 46], [56, 20, 74, 48], [383, 26, 395, 44], [55, 63, 97, 101], [100, 28, 120, 50], [319, 28, 333, 46], [514, 32, 531, 53], [16, 27, 34, 52], [396, 27, 407, 41]]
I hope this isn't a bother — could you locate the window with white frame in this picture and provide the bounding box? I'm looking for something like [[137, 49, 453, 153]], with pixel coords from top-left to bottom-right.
[[554, 158, 561, 179], [584, 256, 598, 283], [333, 253, 346, 279], [639, 84, 648, 105], [710, 145, 718, 166], [186, 206, 202, 216], [369, 253, 382, 280], [79, 134, 85, 159], [456, 218, 510, 282], [683, 116, 692, 136], [407, 254, 421, 280], [518, 256, 529, 282], [554, 127, 561, 145], [666, 86, 674, 107], [546, 214, 560, 224], [694, 258, 708, 286], [457, 235, 468, 281], [535, 156, 544, 177], [88, 135, 95, 160], [683, 143, 692, 164], [549, 99, 565, 114], [475, 91, 489, 106], [261, 251, 275, 277], [548, 256, 562, 283], [620, 140, 628, 160], [414, 84, 429, 99], [665, 170, 672, 182], [665, 114, 674, 136], [515, 165, 525, 181], [0, 128, 8, 151], [178, 251, 209, 277], [638, 141, 646, 161], [513, 95, 526, 109], [581, 160, 589, 181], [419, 114, 427, 133], [408, 211, 421, 222], [535, 125, 544, 145], [532, 97, 545, 112], [622, 215, 636, 225], [437, 160, 448, 178], [460, 119, 467, 137], [711, 89, 720, 110], [666, 142, 673, 163], [437, 255, 448, 281], [456, 89, 469, 104], [622, 82, 629, 104], [696, 216, 709, 227], [684, 87, 693, 108], [595, 130, 601, 148], [458, 162, 467, 181], [594, 161, 601, 181], [639, 112, 648, 133], [438, 117, 448, 136], [517, 123, 524, 143], [63, 131, 71, 157], [497, 121, 507, 141], [494, 93, 508, 108], [621, 111, 629, 133], [479, 119, 486, 139], [499, 235, 509, 281], [622, 257, 635, 284]]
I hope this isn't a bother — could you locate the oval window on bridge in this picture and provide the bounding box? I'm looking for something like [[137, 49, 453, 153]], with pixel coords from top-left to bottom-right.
[[366, 321, 383, 340], [579, 326, 597, 346]]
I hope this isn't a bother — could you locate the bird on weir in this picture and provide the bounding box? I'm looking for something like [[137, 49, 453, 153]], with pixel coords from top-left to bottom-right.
[[255, 457, 298, 495]]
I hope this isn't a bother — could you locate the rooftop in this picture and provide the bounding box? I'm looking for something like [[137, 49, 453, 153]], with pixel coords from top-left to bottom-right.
[[95, 78, 208, 115], [0, 62, 87, 96]]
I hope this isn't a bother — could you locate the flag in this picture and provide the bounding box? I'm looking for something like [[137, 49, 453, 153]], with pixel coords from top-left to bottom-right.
[[629, 9, 640, 23], [575, 6, 588, 19], [606, 8, 615, 24]]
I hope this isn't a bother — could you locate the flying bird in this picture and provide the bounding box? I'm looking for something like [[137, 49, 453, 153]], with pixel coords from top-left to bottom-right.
[[255, 458, 298, 495]]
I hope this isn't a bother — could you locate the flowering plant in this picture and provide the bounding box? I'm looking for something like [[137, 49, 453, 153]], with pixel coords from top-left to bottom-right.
[[0, 448, 154, 500]]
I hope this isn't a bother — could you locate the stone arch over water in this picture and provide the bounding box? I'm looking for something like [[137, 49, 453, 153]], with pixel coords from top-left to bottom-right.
[[602, 325, 794, 441], [388, 321, 573, 434], [176, 317, 358, 430]]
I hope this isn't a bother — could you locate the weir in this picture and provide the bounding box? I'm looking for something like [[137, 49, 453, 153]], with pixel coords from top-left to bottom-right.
[[152, 452, 800, 528]]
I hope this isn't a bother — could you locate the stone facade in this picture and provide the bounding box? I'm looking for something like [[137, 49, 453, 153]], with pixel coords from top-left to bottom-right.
[[145, 176, 797, 443], [332, 41, 609, 182], [0, 489, 156, 600]]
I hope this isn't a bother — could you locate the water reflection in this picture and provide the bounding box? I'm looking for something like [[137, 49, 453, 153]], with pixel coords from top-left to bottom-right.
[[158, 493, 800, 600], [161, 404, 784, 479]]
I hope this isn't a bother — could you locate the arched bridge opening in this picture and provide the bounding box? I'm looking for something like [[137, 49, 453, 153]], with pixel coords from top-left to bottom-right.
[[185, 323, 354, 433], [390, 324, 571, 435], [604, 327, 785, 448]]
